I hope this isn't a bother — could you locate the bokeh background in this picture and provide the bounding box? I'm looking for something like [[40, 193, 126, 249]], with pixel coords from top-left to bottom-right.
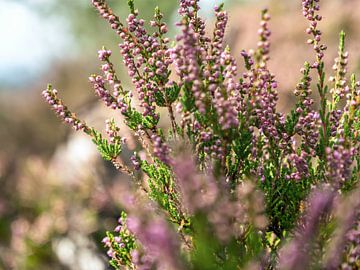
[[0, 0, 359, 269]]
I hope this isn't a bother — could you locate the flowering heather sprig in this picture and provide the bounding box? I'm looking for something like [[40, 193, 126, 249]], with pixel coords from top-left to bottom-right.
[[130, 154, 141, 171], [105, 119, 122, 144], [94, 48, 138, 128], [237, 50, 255, 116], [246, 8, 280, 143], [42, 0, 360, 269], [325, 145, 354, 187], [207, 181, 267, 243], [172, 20, 207, 114], [42, 84, 135, 177], [91, 0, 124, 32], [93, 0, 161, 120], [98, 48, 127, 99], [330, 31, 349, 104], [324, 187, 360, 269], [302, 0, 326, 64], [178, 0, 200, 17], [215, 48, 239, 130], [127, 215, 183, 270], [341, 75, 360, 145], [42, 85, 89, 133], [255, 8, 271, 66], [102, 212, 136, 269], [150, 134, 172, 165], [173, 155, 218, 214], [342, 219, 360, 269], [329, 109, 343, 137], [115, 189, 185, 270], [89, 74, 117, 109], [204, 4, 227, 91], [302, 0, 330, 168], [119, 31, 158, 119], [296, 110, 320, 152], [212, 4, 227, 55], [286, 152, 310, 181], [149, 7, 172, 81], [294, 62, 313, 113], [178, 0, 208, 47], [279, 187, 335, 270], [291, 63, 320, 154], [252, 70, 280, 141]]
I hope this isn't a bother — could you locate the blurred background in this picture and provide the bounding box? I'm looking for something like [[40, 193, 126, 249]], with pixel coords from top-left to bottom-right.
[[0, 0, 359, 269]]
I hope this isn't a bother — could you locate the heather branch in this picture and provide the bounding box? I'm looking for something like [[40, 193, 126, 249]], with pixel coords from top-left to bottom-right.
[[42, 1, 360, 269], [302, 0, 330, 177], [329, 31, 349, 109], [42, 85, 136, 179]]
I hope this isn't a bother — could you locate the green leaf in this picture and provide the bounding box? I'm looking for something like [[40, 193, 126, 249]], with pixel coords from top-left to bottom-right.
[[181, 84, 196, 112], [90, 128, 122, 161], [128, 0, 135, 14], [154, 91, 166, 107], [154, 84, 180, 107], [142, 114, 159, 129], [126, 110, 143, 130], [166, 84, 181, 104]]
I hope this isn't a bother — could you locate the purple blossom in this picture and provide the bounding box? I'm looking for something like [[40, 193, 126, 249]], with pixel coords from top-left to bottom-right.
[[42, 87, 88, 132], [105, 119, 122, 144], [326, 145, 354, 188], [102, 236, 111, 247], [98, 48, 112, 61], [89, 74, 117, 108], [213, 49, 239, 130], [204, 6, 228, 90], [172, 22, 206, 114], [329, 109, 343, 137], [131, 249, 156, 270], [151, 134, 172, 165], [286, 151, 309, 181], [256, 9, 271, 65], [302, 0, 326, 63], [127, 215, 183, 270], [92, 0, 125, 34], [324, 188, 360, 269], [130, 154, 141, 170], [279, 187, 336, 270], [330, 49, 349, 100], [296, 110, 320, 154], [173, 156, 218, 214]]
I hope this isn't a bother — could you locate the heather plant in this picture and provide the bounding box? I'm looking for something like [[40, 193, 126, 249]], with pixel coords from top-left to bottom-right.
[[42, 0, 360, 269]]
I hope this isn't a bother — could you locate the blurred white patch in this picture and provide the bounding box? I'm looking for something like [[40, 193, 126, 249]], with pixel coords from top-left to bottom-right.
[[199, 0, 229, 16], [55, 237, 76, 266], [51, 133, 100, 185], [67, 134, 98, 165], [0, 0, 72, 86], [54, 235, 105, 270], [78, 249, 105, 270]]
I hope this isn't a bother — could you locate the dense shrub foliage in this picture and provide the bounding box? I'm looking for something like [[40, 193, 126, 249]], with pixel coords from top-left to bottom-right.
[[43, 0, 360, 269]]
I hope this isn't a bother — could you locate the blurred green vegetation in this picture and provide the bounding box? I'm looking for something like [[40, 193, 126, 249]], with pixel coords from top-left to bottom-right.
[[17, 0, 179, 52]]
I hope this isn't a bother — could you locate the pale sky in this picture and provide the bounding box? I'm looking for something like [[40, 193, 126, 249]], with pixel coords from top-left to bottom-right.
[[0, 0, 72, 87], [0, 0, 227, 88]]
